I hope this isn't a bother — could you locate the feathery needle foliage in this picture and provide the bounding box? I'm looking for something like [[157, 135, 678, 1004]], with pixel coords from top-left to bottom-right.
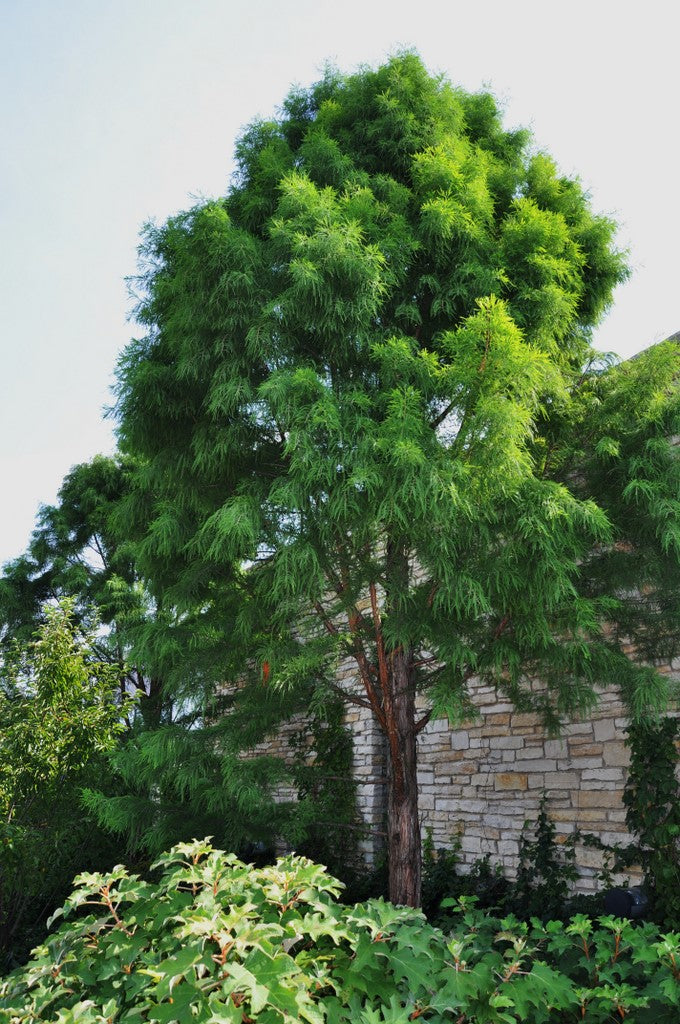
[[113, 52, 680, 905]]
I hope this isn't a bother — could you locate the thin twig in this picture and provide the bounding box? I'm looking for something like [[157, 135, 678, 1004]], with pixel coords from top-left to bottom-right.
[[429, 400, 457, 431]]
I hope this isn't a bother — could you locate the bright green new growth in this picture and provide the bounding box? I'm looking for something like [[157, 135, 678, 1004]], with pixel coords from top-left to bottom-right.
[[0, 603, 131, 966], [113, 52, 679, 905], [4, 839, 680, 1023], [0, 602, 129, 821]]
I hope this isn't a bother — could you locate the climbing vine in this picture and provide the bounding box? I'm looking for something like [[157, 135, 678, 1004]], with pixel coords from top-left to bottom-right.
[[619, 717, 680, 927], [288, 698, 366, 884]]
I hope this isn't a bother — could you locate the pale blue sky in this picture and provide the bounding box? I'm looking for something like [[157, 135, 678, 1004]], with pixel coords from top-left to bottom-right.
[[1, 0, 678, 566]]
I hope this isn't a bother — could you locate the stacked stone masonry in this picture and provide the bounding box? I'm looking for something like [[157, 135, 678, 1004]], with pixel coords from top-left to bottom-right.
[[414, 683, 637, 892], [251, 653, 680, 893]]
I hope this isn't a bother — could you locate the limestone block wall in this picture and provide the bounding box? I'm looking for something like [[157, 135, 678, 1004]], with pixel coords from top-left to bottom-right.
[[415, 684, 634, 890], [337, 654, 386, 862], [320, 685, 636, 890], [243, 658, 679, 892]]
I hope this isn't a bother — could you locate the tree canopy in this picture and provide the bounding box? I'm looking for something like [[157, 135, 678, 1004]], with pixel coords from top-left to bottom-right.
[[0, 455, 142, 670], [113, 52, 679, 906]]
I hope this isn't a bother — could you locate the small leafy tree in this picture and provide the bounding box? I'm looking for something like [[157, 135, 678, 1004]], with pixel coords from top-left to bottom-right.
[[114, 52, 680, 906], [0, 602, 129, 966]]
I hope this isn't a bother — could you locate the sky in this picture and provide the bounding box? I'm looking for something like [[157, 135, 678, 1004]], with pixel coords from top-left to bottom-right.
[[1, 0, 678, 567]]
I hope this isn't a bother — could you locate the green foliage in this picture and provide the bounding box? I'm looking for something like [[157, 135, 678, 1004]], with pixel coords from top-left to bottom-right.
[[83, 684, 366, 874], [0, 841, 347, 1024], [0, 456, 143, 654], [110, 50, 680, 905], [436, 900, 680, 1023], [420, 831, 509, 923], [0, 602, 130, 829], [82, 682, 311, 860], [288, 698, 366, 884], [0, 456, 341, 871], [511, 797, 579, 921], [0, 454, 178, 732], [0, 603, 132, 968], [540, 341, 680, 685], [4, 839, 680, 1023], [618, 718, 680, 929], [4, 51, 678, 910], [114, 49, 639, 729]]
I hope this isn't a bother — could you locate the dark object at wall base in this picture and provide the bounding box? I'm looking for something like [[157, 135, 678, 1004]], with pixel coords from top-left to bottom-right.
[[240, 840, 274, 866], [603, 886, 648, 919]]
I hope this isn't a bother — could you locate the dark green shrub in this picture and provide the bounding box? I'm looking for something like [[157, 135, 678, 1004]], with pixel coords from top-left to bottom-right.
[[421, 804, 587, 929], [421, 831, 509, 925], [289, 699, 366, 886]]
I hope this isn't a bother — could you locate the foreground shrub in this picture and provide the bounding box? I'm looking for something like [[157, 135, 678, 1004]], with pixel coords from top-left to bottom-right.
[[2, 840, 680, 1023]]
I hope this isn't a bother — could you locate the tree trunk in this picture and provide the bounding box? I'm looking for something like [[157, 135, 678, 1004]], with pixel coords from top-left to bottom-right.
[[385, 647, 421, 907]]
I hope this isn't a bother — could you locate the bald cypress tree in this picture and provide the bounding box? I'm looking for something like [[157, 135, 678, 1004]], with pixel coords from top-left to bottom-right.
[[115, 53, 680, 905]]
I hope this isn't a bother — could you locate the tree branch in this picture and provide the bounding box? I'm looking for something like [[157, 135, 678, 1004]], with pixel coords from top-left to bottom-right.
[[429, 400, 457, 431], [328, 682, 374, 712], [312, 598, 386, 729], [415, 709, 432, 734], [368, 582, 390, 697], [348, 607, 387, 731], [300, 773, 388, 785], [308, 821, 386, 838]]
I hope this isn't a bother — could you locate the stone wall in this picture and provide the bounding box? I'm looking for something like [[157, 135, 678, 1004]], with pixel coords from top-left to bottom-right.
[[247, 656, 679, 892], [415, 684, 634, 890]]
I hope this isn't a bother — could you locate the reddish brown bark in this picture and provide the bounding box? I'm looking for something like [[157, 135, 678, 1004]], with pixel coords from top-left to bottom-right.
[[385, 646, 420, 907], [312, 565, 512, 906], [314, 561, 423, 906], [367, 581, 421, 904]]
